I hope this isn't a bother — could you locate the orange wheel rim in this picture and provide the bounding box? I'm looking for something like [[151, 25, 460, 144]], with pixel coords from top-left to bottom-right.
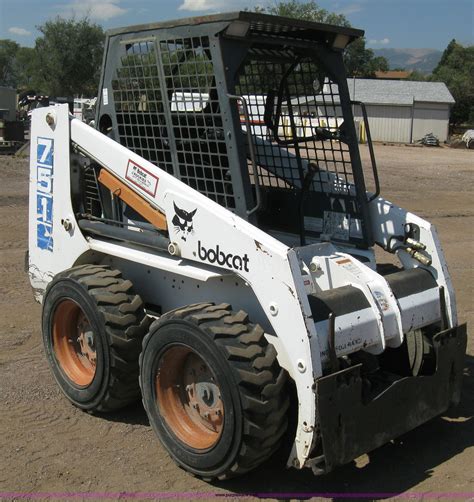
[[52, 299, 97, 387], [155, 346, 224, 450]]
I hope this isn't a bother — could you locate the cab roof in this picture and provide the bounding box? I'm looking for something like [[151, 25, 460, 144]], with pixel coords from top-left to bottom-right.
[[108, 11, 364, 48]]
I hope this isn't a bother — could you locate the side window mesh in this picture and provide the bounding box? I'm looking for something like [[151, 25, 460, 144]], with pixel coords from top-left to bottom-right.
[[111, 37, 235, 210], [236, 53, 355, 196], [235, 49, 363, 241]]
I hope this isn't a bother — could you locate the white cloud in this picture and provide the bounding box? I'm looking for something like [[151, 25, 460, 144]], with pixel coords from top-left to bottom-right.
[[8, 27, 32, 36], [178, 0, 262, 12], [178, 0, 226, 11], [59, 0, 127, 21], [338, 3, 364, 15], [368, 38, 390, 45]]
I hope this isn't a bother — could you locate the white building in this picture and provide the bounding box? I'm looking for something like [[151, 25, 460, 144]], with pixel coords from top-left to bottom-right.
[[296, 79, 455, 144], [348, 79, 454, 143]]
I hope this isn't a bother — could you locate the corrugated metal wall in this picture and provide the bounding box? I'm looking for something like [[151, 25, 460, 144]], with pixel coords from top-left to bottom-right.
[[354, 104, 412, 143], [301, 100, 451, 144], [353, 102, 451, 143], [412, 102, 450, 142]]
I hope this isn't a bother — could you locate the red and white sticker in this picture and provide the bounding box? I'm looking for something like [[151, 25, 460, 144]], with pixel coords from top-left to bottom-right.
[[335, 257, 364, 278], [125, 160, 159, 196]]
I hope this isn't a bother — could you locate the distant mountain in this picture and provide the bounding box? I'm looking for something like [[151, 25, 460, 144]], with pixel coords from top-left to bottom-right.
[[373, 48, 442, 74]]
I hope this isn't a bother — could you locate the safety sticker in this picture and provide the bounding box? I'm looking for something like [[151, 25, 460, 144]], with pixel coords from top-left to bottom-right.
[[372, 289, 390, 312], [36, 137, 54, 251], [126, 160, 159, 196], [335, 257, 364, 278]]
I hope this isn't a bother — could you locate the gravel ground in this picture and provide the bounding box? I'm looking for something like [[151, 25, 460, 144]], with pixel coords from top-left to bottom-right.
[[0, 143, 473, 500]]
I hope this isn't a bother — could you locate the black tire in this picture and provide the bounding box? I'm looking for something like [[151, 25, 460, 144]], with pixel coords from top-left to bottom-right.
[[42, 264, 150, 412], [406, 329, 435, 376], [140, 302, 289, 480], [380, 328, 435, 377]]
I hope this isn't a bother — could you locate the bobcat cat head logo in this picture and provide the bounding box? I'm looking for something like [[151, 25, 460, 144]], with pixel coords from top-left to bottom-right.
[[172, 202, 197, 241]]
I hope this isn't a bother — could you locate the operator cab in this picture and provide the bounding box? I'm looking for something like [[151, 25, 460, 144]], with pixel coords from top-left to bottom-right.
[[95, 11, 376, 249]]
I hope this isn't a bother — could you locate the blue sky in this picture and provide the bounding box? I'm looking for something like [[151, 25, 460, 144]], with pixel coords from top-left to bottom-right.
[[0, 0, 472, 50]]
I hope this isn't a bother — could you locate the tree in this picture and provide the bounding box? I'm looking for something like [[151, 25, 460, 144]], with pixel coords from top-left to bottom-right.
[[407, 70, 427, 81], [259, 0, 350, 27], [254, 1, 389, 77], [0, 39, 20, 87], [13, 47, 37, 90], [433, 39, 457, 73], [431, 40, 474, 124], [0, 41, 39, 91], [33, 17, 104, 97], [344, 39, 389, 77]]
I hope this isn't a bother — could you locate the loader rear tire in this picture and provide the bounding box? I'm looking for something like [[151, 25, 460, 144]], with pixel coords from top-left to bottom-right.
[[140, 303, 289, 480], [42, 264, 150, 412]]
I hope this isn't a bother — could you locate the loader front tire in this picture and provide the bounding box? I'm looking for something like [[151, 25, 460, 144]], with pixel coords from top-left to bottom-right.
[[42, 265, 150, 412], [140, 303, 289, 480]]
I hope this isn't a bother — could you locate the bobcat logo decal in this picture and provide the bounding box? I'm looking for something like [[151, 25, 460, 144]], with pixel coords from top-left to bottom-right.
[[172, 202, 197, 241]]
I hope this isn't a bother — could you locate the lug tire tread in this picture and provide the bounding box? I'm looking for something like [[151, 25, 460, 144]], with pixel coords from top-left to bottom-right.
[[142, 302, 288, 480], [52, 265, 150, 412]]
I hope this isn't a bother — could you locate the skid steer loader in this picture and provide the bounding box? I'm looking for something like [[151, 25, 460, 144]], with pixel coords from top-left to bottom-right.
[[28, 11, 466, 480]]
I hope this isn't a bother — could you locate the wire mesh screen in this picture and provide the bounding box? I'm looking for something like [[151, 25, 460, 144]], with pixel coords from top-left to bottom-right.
[[111, 37, 235, 209], [160, 37, 235, 209], [235, 50, 363, 241], [112, 40, 174, 174], [236, 55, 355, 193]]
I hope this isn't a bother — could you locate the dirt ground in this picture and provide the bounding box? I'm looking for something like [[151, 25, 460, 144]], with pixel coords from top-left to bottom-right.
[[0, 144, 473, 500]]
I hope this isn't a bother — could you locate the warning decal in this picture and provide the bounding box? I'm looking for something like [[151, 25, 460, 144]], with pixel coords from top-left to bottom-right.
[[125, 160, 159, 197]]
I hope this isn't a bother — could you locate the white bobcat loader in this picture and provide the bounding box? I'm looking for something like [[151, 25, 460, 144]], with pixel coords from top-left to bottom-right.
[[28, 12, 466, 480]]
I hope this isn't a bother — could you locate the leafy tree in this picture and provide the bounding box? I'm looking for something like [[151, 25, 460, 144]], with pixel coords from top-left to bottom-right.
[[33, 17, 104, 96], [0, 41, 40, 91], [431, 40, 474, 124], [371, 56, 389, 73], [13, 47, 37, 89], [433, 39, 457, 73], [344, 39, 389, 77], [255, 1, 388, 78], [0, 39, 20, 87], [407, 70, 427, 81], [259, 0, 350, 27]]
